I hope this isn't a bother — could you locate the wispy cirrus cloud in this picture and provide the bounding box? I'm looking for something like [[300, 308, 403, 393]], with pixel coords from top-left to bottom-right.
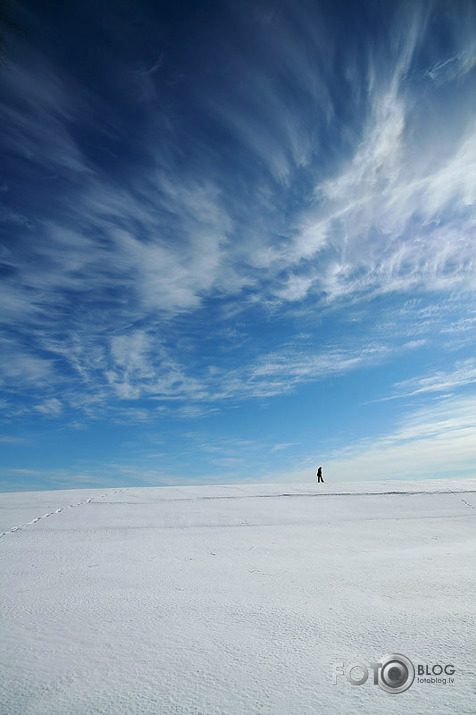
[[2, 1, 474, 327], [0, 321, 424, 420], [380, 359, 476, 402], [0, 0, 475, 430], [109, 334, 421, 406], [34, 398, 63, 417]]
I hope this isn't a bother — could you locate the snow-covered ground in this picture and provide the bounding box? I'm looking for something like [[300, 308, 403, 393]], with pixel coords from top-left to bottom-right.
[[1, 479, 475, 714]]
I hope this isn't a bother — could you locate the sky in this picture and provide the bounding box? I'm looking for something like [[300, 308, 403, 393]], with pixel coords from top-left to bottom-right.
[[0, 0, 475, 491]]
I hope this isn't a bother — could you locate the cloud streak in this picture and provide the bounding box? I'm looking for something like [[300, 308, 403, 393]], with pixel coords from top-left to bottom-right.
[[382, 359, 476, 401]]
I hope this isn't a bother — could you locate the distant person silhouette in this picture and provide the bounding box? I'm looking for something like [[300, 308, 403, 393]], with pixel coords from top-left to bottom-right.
[[317, 467, 324, 483]]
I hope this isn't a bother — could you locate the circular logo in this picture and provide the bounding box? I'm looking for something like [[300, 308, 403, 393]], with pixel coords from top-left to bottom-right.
[[377, 653, 415, 694]]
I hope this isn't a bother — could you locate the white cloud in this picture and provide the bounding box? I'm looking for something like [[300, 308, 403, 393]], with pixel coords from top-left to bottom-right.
[[34, 398, 63, 417], [426, 48, 476, 85], [271, 442, 298, 453], [274, 275, 315, 302], [388, 359, 476, 400], [273, 8, 476, 306], [215, 339, 416, 402], [0, 337, 54, 388]]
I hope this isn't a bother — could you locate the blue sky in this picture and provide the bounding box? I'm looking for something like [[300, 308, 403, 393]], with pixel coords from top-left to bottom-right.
[[1, 0, 475, 491]]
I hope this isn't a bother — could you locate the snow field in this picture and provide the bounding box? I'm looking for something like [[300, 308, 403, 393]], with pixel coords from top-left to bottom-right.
[[0, 480, 475, 714]]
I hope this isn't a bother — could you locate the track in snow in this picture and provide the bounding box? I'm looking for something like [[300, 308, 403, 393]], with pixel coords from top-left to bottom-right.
[[0, 488, 128, 539]]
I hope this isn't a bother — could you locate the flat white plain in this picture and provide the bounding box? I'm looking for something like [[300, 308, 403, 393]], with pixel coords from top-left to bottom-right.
[[1, 479, 475, 714]]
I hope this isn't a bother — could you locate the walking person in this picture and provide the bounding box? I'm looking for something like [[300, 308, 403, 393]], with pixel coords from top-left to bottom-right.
[[317, 466, 324, 483]]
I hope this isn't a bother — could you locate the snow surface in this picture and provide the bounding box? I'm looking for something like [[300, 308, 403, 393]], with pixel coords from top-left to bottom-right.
[[1, 479, 475, 714]]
